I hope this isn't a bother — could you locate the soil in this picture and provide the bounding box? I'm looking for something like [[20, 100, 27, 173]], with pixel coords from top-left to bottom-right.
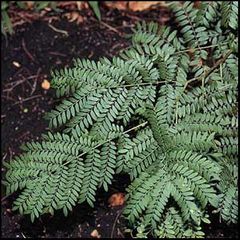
[[1, 4, 238, 239]]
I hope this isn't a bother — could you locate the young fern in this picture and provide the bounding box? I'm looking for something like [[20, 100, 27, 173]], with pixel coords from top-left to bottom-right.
[[3, 1, 238, 238]]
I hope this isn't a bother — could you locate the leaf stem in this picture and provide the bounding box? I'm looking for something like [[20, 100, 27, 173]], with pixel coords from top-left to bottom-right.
[[89, 48, 232, 92], [174, 42, 229, 55], [62, 121, 148, 166], [183, 50, 233, 91]]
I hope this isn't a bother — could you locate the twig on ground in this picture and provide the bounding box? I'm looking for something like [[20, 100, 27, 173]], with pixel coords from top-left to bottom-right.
[[10, 10, 34, 23], [4, 69, 42, 94], [49, 51, 67, 57], [111, 43, 125, 51], [12, 95, 42, 106], [2, 95, 16, 101], [12, 19, 26, 28], [117, 228, 125, 238], [88, 51, 94, 58], [111, 208, 124, 238], [8, 147, 13, 165], [21, 232, 26, 238], [1, 194, 12, 202], [48, 23, 69, 36], [4, 79, 31, 93], [101, 21, 123, 36], [2, 153, 8, 162], [124, 13, 142, 21], [26, 74, 43, 80], [30, 68, 41, 95], [22, 38, 35, 62], [16, 131, 31, 141]]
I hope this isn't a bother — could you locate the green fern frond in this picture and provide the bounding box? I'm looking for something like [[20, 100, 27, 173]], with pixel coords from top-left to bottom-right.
[[221, 1, 238, 30], [98, 141, 117, 191], [155, 207, 205, 238], [219, 185, 238, 224], [79, 149, 101, 207], [3, 1, 238, 236]]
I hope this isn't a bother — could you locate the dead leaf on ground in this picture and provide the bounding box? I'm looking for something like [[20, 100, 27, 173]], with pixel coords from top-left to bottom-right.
[[57, 1, 88, 11], [104, 1, 166, 11], [76, 1, 82, 10], [25, 1, 34, 10], [41, 79, 50, 90], [64, 11, 84, 24], [57, 1, 78, 8], [90, 229, 101, 238], [108, 193, 125, 207], [104, 1, 128, 10], [80, 1, 89, 9], [129, 1, 163, 11]]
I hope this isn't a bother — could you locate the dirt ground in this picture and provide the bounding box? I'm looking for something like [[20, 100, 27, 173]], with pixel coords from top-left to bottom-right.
[[1, 4, 238, 238]]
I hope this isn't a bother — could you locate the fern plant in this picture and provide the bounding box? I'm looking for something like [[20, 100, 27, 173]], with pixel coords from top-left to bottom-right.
[[3, 1, 238, 238]]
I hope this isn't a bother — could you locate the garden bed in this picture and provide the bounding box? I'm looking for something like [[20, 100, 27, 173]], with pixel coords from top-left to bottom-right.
[[1, 4, 238, 238]]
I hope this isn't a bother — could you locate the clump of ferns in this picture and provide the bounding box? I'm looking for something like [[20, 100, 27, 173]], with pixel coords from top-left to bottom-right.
[[3, 1, 238, 238]]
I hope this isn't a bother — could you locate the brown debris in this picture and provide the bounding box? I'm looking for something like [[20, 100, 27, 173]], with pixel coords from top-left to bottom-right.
[[128, 1, 163, 11], [104, 1, 129, 10], [108, 193, 125, 207], [64, 11, 84, 24], [25, 1, 34, 10], [104, 1, 166, 11], [90, 229, 101, 238], [41, 79, 50, 90], [12, 61, 21, 68]]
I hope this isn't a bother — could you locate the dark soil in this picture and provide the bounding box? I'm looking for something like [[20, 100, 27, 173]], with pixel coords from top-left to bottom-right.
[[1, 5, 238, 239]]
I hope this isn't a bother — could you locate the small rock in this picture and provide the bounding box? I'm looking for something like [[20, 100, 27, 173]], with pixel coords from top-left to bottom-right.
[[41, 79, 50, 90], [12, 61, 21, 68], [90, 229, 101, 238], [6, 208, 12, 213]]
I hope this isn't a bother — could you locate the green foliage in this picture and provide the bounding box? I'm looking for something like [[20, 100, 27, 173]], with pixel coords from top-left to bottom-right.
[[34, 1, 57, 11], [3, 1, 238, 238], [221, 1, 238, 30], [1, 1, 13, 35], [88, 1, 101, 21]]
